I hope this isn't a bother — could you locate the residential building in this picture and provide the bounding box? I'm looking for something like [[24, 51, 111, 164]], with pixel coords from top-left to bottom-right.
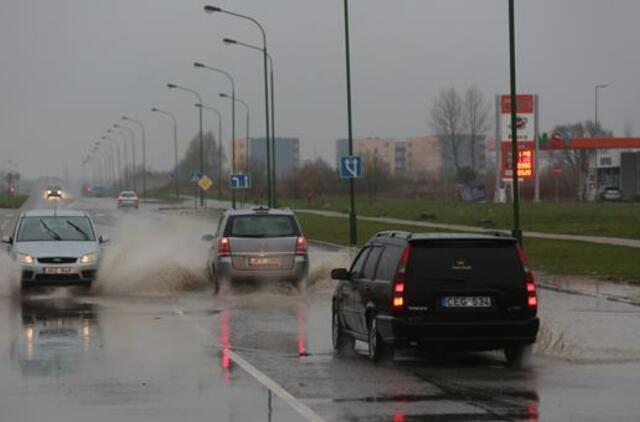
[[246, 137, 300, 179]]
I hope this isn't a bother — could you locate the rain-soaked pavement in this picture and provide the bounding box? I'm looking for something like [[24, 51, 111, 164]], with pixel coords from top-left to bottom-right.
[[1, 194, 640, 421]]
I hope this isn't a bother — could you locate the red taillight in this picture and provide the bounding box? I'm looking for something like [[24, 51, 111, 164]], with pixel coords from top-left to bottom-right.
[[218, 237, 231, 256], [117, 197, 122, 203], [518, 245, 538, 310], [392, 244, 412, 310], [133, 197, 139, 202], [295, 236, 307, 255]]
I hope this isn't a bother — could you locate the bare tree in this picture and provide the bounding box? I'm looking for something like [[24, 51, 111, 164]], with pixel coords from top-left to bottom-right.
[[430, 87, 464, 172], [463, 85, 490, 171]]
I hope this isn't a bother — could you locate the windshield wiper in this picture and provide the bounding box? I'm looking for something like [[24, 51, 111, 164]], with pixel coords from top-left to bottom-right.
[[65, 220, 90, 240], [39, 219, 62, 241]]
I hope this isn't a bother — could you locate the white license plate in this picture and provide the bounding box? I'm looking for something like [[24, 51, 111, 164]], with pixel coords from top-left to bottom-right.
[[441, 296, 492, 308], [249, 257, 279, 266], [44, 267, 73, 274]]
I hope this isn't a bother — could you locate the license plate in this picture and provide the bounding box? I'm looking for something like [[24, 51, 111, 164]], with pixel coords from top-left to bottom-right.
[[248, 257, 279, 266], [44, 267, 73, 274], [441, 296, 492, 308]]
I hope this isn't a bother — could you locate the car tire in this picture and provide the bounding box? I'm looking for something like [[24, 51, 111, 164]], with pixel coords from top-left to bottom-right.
[[332, 306, 354, 354], [504, 345, 532, 369], [367, 316, 391, 362], [209, 265, 220, 295]]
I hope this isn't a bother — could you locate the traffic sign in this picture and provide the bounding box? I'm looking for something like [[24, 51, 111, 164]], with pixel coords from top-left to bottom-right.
[[190, 171, 202, 183], [552, 165, 562, 177], [339, 155, 364, 179], [229, 173, 251, 189], [198, 175, 213, 191]]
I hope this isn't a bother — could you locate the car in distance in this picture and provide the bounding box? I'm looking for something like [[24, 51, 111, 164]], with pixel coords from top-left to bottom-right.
[[202, 207, 309, 292], [331, 231, 539, 367], [599, 186, 622, 202], [117, 191, 139, 209], [1, 209, 108, 289], [46, 186, 63, 199]]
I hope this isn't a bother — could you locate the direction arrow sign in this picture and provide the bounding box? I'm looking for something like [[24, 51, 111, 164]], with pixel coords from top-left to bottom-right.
[[198, 175, 213, 191], [339, 155, 363, 179], [190, 171, 202, 183], [229, 173, 251, 189]]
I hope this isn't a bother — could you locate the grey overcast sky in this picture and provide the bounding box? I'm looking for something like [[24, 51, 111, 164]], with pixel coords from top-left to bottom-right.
[[1, 0, 639, 178]]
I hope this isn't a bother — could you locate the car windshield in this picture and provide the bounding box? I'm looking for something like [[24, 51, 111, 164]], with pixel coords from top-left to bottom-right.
[[227, 215, 299, 238], [120, 192, 136, 197], [17, 216, 95, 242]]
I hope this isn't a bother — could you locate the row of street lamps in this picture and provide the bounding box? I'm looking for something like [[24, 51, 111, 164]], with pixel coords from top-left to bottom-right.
[[84, 5, 278, 209]]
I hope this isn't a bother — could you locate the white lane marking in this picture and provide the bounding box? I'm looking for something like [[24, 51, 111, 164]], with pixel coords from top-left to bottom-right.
[[174, 307, 325, 422]]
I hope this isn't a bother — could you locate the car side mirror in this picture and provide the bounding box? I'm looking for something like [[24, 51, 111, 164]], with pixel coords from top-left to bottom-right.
[[201, 234, 215, 242], [99, 235, 110, 244], [331, 268, 349, 280], [1, 235, 12, 245]]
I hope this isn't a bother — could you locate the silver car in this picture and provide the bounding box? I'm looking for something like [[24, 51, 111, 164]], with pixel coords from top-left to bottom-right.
[[116, 191, 139, 209], [1, 210, 107, 289], [202, 208, 309, 292]]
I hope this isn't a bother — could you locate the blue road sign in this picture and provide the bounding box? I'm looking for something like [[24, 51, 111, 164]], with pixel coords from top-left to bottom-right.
[[339, 155, 364, 179], [190, 171, 202, 183], [229, 173, 251, 189]]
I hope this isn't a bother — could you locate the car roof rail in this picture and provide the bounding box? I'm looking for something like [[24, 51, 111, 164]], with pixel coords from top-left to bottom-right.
[[375, 230, 412, 239]]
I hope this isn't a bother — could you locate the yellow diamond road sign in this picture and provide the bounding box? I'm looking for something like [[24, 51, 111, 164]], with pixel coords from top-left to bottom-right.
[[198, 175, 213, 191]]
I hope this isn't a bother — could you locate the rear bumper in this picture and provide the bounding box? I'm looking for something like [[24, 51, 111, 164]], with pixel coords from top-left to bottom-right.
[[215, 256, 309, 283], [377, 315, 539, 349], [117, 202, 138, 208]]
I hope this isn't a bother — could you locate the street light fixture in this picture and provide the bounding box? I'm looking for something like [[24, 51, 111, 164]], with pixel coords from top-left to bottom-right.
[[222, 37, 277, 207], [342, 0, 357, 246], [151, 107, 180, 199], [100, 136, 123, 191], [122, 116, 147, 199], [203, 5, 272, 208], [193, 62, 237, 208], [219, 93, 250, 174], [167, 82, 205, 207], [113, 124, 137, 191], [194, 103, 224, 203], [107, 128, 131, 189]]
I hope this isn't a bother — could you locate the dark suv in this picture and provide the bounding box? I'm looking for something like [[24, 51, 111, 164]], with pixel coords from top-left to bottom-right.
[[331, 232, 539, 366]]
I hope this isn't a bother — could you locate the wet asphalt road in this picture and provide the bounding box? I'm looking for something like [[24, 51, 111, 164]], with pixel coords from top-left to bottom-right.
[[1, 195, 640, 421]]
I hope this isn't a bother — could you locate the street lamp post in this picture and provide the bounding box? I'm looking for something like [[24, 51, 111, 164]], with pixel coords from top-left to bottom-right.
[[195, 103, 225, 204], [100, 136, 122, 191], [193, 62, 237, 209], [594, 83, 609, 195], [151, 107, 180, 199], [107, 129, 131, 189], [113, 124, 137, 192], [122, 117, 147, 199], [342, 0, 357, 247], [508, 0, 522, 245], [204, 6, 272, 208], [223, 38, 277, 207], [167, 83, 205, 207], [219, 93, 249, 173]]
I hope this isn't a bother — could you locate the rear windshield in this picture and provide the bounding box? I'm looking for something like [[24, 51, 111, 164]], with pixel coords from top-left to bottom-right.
[[120, 192, 136, 197], [17, 216, 96, 242], [407, 241, 524, 282], [226, 215, 300, 238]]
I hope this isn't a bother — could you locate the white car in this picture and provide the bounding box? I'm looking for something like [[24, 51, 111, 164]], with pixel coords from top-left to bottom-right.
[[116, 191, 139, 209], [1, 209, 107, 289]]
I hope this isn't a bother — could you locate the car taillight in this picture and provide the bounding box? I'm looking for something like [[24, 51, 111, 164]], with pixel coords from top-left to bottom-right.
[[392, 244, 411, 311], [517, 245, 538, 310], [295, 236, 307, 255], [218, 237, 231, 256], [117, 197, 122, 203], [133, 197, 139, 202]]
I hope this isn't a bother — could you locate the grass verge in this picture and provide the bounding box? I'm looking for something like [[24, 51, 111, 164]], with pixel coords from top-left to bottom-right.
[[297, 213, 640, 284], [282, 196, 640, 240], [0, 194, 28, 209]]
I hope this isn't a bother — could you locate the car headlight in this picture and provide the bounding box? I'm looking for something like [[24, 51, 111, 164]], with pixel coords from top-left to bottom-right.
[[16, 253, 34, 264], [79, 252, 98, 264], [46, 190, 52, 195]]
